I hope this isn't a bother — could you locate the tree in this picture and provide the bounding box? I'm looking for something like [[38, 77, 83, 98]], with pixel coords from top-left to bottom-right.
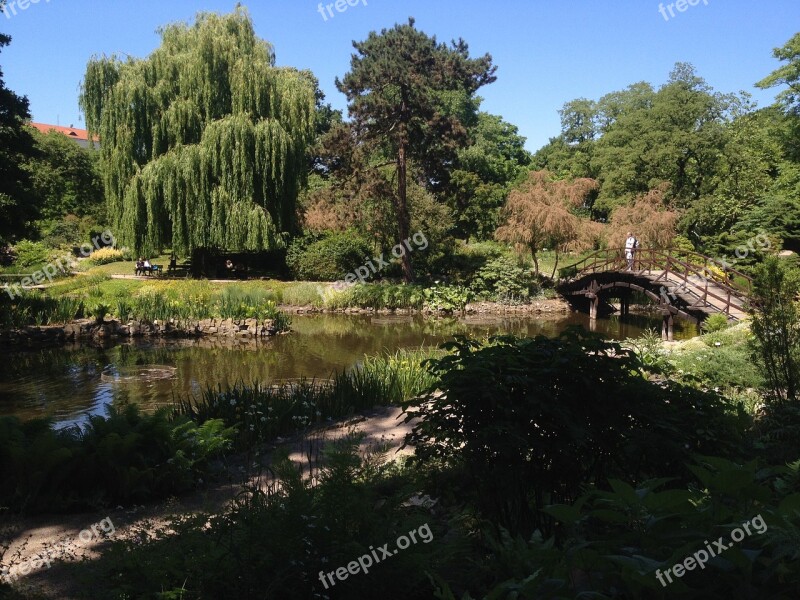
[[0, 30, 39, 243], [757, 32, 800, 115], [592, 64, 741, 213], [757, 32, 800, 164], [25, 128, 105, 223], [608, 185, 679, 249], [80, 9, 316, 262], [749, 257, 800, 403], [495, 170, 598, 276], [336, 18, 496, 281], [448, 112, 531, 241]]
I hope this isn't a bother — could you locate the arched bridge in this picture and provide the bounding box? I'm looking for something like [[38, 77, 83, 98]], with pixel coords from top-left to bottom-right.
[[557, 248, 753, 340]]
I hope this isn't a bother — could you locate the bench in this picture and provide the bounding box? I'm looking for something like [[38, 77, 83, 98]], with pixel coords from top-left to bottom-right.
[[134, 265, 164, 276]]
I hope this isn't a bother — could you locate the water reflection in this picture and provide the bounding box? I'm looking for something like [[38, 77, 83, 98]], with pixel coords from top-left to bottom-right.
[[0, 312, 693, 426]]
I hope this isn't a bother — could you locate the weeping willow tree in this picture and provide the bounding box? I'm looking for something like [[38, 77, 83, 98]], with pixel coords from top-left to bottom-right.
[[80, 8, 315, 260]]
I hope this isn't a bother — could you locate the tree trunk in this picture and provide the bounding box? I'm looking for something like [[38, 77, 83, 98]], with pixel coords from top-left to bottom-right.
[[396, 141, 414, 283], [530, 244, 539, 275], [551, 247, 560, 280]]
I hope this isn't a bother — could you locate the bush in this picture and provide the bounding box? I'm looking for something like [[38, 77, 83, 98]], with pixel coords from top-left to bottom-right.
[[403, 329, 750, 537], [86, 247, 124, 265], [286, 231, 373, 281], [470, 255, 536, 303], [8, 240, 52, 270], [423, 284, 472, 313], [0, 405, 235, 513], [701, 313, 732, 334]]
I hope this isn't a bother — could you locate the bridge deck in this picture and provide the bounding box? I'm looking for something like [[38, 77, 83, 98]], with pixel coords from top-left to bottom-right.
[[638, 269, 748, 320], [558, 248, 753, 326]]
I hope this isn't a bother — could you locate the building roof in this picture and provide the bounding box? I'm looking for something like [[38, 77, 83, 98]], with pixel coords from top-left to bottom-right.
[[29, 122, 98, 143]]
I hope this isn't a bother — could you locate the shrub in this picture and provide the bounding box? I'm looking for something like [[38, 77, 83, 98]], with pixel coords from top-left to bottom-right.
[[701, 313, 731, 334], [403, 329, 749, 537], [286, 231, 373, 281], [0, 405, 235, 513], [470, 255, 536, 303], [9, 240, 52, 270], [423, 284, 472, 313], [86, 247, 125, 265]]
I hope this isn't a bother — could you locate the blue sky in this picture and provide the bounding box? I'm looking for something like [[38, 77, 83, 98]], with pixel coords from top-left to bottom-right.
[[1, 0, 798, 151]]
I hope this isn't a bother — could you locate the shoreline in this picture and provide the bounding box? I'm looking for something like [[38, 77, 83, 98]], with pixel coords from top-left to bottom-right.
[[0, 298, 574, 348]]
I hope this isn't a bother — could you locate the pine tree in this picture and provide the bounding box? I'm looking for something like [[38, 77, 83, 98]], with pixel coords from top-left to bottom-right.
[[336, 18, 496, 281]]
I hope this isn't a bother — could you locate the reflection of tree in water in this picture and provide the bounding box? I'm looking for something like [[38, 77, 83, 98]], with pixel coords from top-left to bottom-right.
[[1, 313, 692, 424]]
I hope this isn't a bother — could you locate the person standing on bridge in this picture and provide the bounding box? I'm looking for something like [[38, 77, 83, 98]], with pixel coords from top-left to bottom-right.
[[625, 232, 639, 271]]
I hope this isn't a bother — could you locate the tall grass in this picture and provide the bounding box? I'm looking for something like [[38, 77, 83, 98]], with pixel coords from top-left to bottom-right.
[[174, 348, 440, 448], [0, 292, 85, 328]]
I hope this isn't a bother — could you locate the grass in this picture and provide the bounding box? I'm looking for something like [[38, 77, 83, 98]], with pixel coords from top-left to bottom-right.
[[175, 347, 441, 448]]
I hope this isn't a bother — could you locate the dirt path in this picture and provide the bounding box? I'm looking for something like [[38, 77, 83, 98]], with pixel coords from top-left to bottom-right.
[[1, 406, 416, 599]]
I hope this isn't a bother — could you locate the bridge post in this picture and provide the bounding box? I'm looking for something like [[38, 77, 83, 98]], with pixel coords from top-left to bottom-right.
[[589, 294, 598, 320], [662, 313, 674, 342], [620, 290, 631, 317]]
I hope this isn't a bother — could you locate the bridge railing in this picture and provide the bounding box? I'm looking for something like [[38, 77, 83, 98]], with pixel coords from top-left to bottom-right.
[[560, 248, 753, 317]]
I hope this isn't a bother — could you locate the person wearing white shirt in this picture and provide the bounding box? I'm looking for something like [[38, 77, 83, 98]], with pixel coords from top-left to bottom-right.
[[624, 232, 639, 271]]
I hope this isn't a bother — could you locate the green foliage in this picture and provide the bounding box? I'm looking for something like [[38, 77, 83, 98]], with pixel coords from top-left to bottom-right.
[[176, 349, 437, 448], [702, 313, 731, 334], [403, 329, 749, 537], [336, 18, 496, 281], [753, 402, 800, 465], [0, 405, 234, 512], [449, 456, 800, 599], [280, 282, 324, 307], [80, 8, 316, 256], [9, 240, 52, 270], [749, 256, 800, 402], [0, 291, 84, 328], [423, 284, 472, 313], [88, 301, 110, 323], [286, 230, 373, 281], [756, 32, 800, 114], [470, 255, 536, 303], [447, 112, 532, 240], [628, 328, 673, 374], [25, 128, 105, 223], [0, 34, 39, 244], [670, 343, 764, 391], [323, 283, 426, 311], [94, 439, 456, 600]]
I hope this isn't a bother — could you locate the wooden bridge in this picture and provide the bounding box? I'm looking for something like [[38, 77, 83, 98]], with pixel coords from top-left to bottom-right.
[[557, 248, 753, 340]]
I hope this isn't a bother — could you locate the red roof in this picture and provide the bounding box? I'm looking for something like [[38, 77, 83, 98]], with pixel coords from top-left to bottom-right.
[[29, 122, 98, 142]]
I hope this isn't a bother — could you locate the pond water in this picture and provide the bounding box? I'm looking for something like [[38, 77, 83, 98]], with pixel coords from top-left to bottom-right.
[[0, 312, 694, 426]]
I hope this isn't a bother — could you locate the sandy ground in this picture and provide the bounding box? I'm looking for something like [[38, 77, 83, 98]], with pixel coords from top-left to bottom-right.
[[1, 406, 416, 599]]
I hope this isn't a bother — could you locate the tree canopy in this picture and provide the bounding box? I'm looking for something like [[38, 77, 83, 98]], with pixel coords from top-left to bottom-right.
[[336, 18, 496, 281], [80, 8, 316, 257], [0, 32, 39, 243]]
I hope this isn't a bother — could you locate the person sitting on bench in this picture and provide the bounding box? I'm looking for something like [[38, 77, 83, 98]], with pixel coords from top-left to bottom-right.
[[135, 258, 146, 276], [143, 258, 152, 275]]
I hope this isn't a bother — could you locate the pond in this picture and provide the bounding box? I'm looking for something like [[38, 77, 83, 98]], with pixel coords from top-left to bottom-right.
[[0, 312, 694, 426]]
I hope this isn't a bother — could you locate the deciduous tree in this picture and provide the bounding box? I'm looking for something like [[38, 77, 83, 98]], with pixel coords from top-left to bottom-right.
[[80, 9, 315, 261], [495, 170, 598, 276]]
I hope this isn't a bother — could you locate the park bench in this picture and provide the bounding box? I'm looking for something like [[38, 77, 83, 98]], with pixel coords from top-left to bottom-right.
[[134, 264, 164, 276]]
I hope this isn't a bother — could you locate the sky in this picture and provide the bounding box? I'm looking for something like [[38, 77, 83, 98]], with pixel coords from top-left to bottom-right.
[[1, 0, 798, 152]]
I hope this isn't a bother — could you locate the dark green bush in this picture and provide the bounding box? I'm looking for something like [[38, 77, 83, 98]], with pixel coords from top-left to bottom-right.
[[438, 457, 800, 599], [286, 231, 374, 281], [0, 405, 234, 513], [470, 255, 537, 302], [403, 329, 750, 537]]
